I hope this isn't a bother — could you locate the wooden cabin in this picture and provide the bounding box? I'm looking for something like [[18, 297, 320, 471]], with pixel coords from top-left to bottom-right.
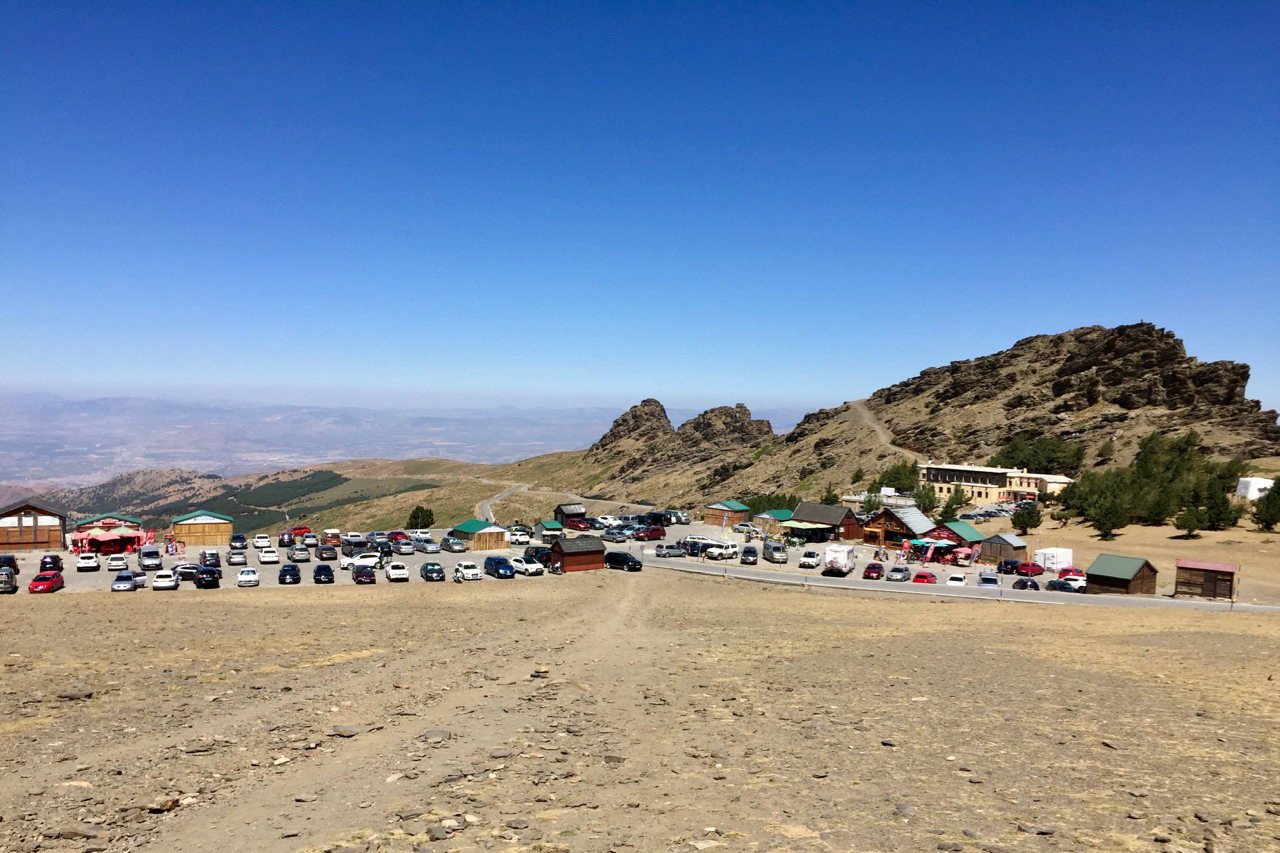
[[1174, 559, 1237, 600], [551, 536, 605, 572], [1085, 554, 1158, 595]]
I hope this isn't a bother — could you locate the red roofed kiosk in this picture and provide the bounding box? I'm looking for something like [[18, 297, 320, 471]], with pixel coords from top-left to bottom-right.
[[1174, 559, 1238, 600]]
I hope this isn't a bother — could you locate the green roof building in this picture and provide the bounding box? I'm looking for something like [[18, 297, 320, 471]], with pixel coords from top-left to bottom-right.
[[1086, 553, 1158, 595]]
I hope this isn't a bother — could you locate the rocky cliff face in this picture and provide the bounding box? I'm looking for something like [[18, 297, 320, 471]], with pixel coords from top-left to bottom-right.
[[590, 399, 674, 453]]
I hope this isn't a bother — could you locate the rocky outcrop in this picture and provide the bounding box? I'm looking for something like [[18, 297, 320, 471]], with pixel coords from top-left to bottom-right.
[[674, 405, 773, 450], [590, 399, 674, 453]]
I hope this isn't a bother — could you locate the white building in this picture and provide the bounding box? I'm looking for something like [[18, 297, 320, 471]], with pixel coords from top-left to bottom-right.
[[1236, 477, 1275, 501]]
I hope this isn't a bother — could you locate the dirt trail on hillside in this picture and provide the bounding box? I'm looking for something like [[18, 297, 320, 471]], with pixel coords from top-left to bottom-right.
[[850, 398, 922, 463], [2, 572, 1279, 853]]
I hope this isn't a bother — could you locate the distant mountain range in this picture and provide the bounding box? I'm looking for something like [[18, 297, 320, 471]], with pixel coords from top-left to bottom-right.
[[0, 394, 807, 489]]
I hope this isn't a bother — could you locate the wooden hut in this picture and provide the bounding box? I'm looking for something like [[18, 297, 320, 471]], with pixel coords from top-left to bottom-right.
[[861, 507, 933, 547], [450, 519, 509, 551], [534, 520, 565, 542], [785, 502, 863, 541], [551, 536, 605, 572], [0, 496, 70, 552], [1174, 559, 1238, 600], [553, 503, 587, 525], [981, 532, 1027, 564], [1085, 554, 1158, 596], [169, 510, 234, 547], [924, 520, 985, 547], [752, 509, 792, 537], [703, 500, 750, 527]]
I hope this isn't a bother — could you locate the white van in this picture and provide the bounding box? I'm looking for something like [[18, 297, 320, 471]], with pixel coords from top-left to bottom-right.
[[977, 573, 1001, 589], [138, 545, 163, 571], [705, 542, 739, 561]]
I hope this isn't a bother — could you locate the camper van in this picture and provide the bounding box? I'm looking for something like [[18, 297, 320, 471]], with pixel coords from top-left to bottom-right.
[[822, 544, 853, 577]]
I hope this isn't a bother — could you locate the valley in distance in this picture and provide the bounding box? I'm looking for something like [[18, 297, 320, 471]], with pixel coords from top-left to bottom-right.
[[2, 322, 1279, 853]]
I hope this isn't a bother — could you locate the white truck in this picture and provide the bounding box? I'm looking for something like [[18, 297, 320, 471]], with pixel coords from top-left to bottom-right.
[[823, 544, 854, 576], [1034, 547, 1073, 573]]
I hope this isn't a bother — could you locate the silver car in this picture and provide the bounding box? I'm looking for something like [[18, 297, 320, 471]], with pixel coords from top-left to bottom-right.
[[111, 571, 138, 592]]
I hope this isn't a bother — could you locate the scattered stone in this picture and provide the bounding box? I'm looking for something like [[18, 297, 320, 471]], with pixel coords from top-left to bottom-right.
[[295, 793, 318, 803], [330, 724, 383, 738], [280, 831, 299, 838], [419, 729, 452, 742], [1016, 824, 1056, 836], [427, 826, 449, 841], [490, 749, 516, 758], [44, 825, 107, 840], [604, 755, 626, 764], [938, 844, 963, 852], [147, 798, 180, 813], [1102, 740, 1121, 750], [895, 803, 916, 816], [881, 739, 897, 748], [1154, 834, 1173, 843], [506, 818, 530, 830], [441, 818, 460, 830], [853, 724, 871, 731], [57, 691, 94, 701], [397, 809, 427, 821], [1130, 788, 1151, 798], [962, 830, 980, 839], [812, 771, 828, 778], [969, 778, 984, 784], [1129, 810, 1148, 819]]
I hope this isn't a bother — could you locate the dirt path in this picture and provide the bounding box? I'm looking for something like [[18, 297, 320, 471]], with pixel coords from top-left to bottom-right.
[[850, 398, 922, 462], [475, 482, 528, 521]]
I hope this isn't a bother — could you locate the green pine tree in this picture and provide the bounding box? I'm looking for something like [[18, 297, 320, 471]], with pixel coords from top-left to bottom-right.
[[1174, 506, 1206, 538], [1203, 489, 1239, 531], [862, 494, 883, 513], [1011, 505, 1042, 536], [1097, 438, 1116, 461], [407, 506, 435, 529], [1252, 486, 1280, 531], [938, 487, 968, 523], [851, 467, 865, 485], [1091, 495, 1130, 541], [913, 484, 939, 515], [820, 484, 841, 506]]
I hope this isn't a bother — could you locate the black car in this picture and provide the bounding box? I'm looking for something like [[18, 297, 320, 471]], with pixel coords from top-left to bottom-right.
[[200, 551, 221, 569], [278, 564, 302, 584], [420, 562, 445, 582], [278, 532, 295, 548], [0, 554, 19, 576], [1045, 578, 1082, 593], [583, 517, 606, 530], [1012, 577, 1040, 591], [313, 564, 335, 584], [483, 556, 515, 578], [316, 545, 338, 561], [604, 551, 643, 572], [524, 546, 553, 566], [40, 555, 64, 572], [740, 546, 758, 565], [353, 565, 376, 584], [229, 533, 249, 550], [998, 559, 1020, 575], [194, 567, 220, 589], [374, 540, 394, 556], [175, 563, 200, 581]]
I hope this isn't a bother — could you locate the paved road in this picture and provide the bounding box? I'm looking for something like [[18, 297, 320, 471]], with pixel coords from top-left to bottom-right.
[[850, 398, 921, 462], [476, 483, 529, 522], [643, 552, 1280, 614]]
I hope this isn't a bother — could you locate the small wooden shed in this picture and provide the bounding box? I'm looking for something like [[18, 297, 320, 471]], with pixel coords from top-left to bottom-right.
[[861, 506, 933, 547], [1174, 559, 1238, 600], [704, 500, 750, 527], [553, 503, 587, 525], [451, 519, 509, 551], [0, 496, 70, 552], [981, 532, 1027, 564], [1085, 553, 1158, 596], [551, 536, 605, 572], [534, 520, 565, 542], [753, 509, 792, 537], [169, 510, 233, 547]]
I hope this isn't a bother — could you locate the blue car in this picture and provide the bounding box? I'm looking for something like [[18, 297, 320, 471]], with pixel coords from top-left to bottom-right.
[[482, 556, 515, 578], [420, 562, 445, 582], [313, 564, 334, 584], [278, 564, 302, 585]]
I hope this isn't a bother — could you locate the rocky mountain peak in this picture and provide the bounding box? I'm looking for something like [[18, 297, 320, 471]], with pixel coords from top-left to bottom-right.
[[675, 404, 774, 449], [590, 399, 674, 453]]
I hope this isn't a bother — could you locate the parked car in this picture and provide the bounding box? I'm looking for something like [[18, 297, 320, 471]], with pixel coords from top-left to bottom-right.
[[524, 546, 554, 566], [340, 536, 370, 556], [654, 543, 686, 558], [1012, 577, 1040, 590], [199, 549, 221, 568], [152, 569, 180, 590], [28, 571, 64, 593], [227, 549, 248, 566], [316, 545, 338, 561], [604, 551, 642, 572], [1058, 568, 1084, 578], [1045, 578, 1080, 593], [441, 537, 467, 553], [287, 525, 312, 537], [287, 544, 311, 562], [40, 555, 64, 573], [301, 532, 319, 548], [508, 530, 531, 545], [705, 543, 739, 561], [0, 569, 16, 594], [277, 532, 295, 548], [138, 545, 163, 571], [0, 555, 19, 577], [583, 517, 606, 530], [731, 522, 760, 535], [763, 542, 788, 564], [946, 573, 967, 586], [259, 548, 281, 564], [252, 534, 272, 549], [564, 518, 591, 531], [454, 561, 482, 581], [76, 552, 100, 571], [798, 551, 821, 569], [386, 530, 409, 542], [482, 556, 515, 578], [509, 556, 544, 576], [414, 537, 441, 554], [634, 525, 666, 541], [238, 568, 260, 587], [313, 564, 335, 584], [596, 515, 622, 528], [419, 562, 445, 582], [977, 572, 1001, 589], [998, 559, 1020, 575], [353, 565, 377, 584], [278, 564, 302, 585], [862, 563, 884, 580], [1015, 562, 1045, 577], [230, 533, 249, 550], [885, 566, 911, 582], [194, 568, 220, 589], [132, 568, 149, 587], [383, 561, 410, 582], [340, 551, 381, 570], [111, 570, 139, 592], [912, 571, 938, 584], [175, 563, 201, 581], [104, 554, 128, 573], [392, 539, 414, 556], [602, 528, 628, 543]]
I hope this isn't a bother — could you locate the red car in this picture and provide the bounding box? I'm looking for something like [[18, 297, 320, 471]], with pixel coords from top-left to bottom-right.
[[912, 571, 938, 584], [28, 571, 65, 593], [287, 525, 312, 537], [563, 518, 591, 531], [387, 530, 409, 541], [1016, 562, 1045, 577], [1058, 568, 1083, 578], [862, 563, 884, 580], [633, 526, 666, 541]]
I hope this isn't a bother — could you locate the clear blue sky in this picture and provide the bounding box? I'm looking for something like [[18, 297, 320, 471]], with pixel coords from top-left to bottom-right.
[[3, 2, 1277, 413]]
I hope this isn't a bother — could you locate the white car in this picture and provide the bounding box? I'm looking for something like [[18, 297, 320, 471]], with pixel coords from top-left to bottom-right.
[[384, 562, 410, 582], [946, 573, 967, 586], [508, 531, 530, 545], [510, 556, 544, 576], [705, 543, 739, 561], [731, 522, 760, 535], [237, 568, 259, 587], [340, 552, 381, 570], [259, 548, 280, 564], [132, 568, 148, 588], [1060, 576, 1087, 591], [252, 534, 272, 549], [597, 515, 622, 528], [106, 554, 129, 572], [152, 570, 179, 590], [454, 561, 482, 581], [75, 553, 100, 571], [798, 551, 821, 569]]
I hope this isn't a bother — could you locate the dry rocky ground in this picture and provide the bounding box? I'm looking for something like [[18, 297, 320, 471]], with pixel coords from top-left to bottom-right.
[[2, 570, 1279, 853]]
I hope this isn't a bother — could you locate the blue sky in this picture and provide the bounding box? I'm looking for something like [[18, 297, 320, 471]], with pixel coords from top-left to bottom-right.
[[3, 1, 1277, 413]]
